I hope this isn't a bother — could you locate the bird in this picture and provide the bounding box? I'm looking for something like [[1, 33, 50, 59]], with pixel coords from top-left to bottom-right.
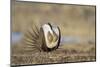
[[21, 23, 61, 52]]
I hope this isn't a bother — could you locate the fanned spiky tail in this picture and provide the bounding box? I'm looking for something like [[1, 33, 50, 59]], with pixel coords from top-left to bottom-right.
[[20, 23, 42, 53], [16, 22, 61, 53]]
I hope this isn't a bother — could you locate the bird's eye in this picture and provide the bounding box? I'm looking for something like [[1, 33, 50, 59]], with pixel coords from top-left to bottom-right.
[[47, 31, 53, 43]]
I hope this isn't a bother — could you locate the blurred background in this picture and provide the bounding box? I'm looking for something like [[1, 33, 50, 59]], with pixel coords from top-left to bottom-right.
[[11, 0, 96, 65], [11, 0, 95, 45]]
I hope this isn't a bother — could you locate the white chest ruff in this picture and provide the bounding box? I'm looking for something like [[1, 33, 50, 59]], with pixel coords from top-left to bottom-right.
[[42, 24, 59, 48]]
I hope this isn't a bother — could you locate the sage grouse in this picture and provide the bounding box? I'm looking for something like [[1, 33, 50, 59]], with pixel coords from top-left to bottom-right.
[[22, 23, 61, 52]]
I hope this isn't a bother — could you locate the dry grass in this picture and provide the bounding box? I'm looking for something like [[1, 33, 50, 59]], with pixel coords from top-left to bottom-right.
[[11, 43, 96, 66]]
